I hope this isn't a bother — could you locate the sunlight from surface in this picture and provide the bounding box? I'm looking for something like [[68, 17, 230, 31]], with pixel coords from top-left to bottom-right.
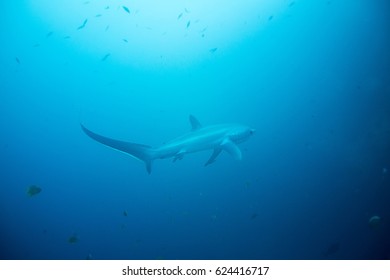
[[29, 0, 289, 66]]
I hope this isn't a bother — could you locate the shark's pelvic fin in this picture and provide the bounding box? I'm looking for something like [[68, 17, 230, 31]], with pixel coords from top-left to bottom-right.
[[221, 138, 242, 160], [189, 115, 202, 131], [81, 124, 155, 174], [173, 149, 186, 162]]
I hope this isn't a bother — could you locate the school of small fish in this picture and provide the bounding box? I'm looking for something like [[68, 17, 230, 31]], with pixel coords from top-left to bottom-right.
[[14, 2, 298, 67]]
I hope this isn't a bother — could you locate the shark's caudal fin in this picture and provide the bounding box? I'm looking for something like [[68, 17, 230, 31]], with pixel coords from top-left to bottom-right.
[[81, 124, 155, 174]]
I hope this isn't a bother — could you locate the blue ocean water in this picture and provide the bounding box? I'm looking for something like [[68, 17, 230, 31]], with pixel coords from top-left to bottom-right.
[[1, 0, 389, 260]]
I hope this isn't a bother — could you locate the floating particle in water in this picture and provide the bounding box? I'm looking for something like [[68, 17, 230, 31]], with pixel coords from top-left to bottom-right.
[[323, 242, 340, 257], [369, 216, 382, 229]]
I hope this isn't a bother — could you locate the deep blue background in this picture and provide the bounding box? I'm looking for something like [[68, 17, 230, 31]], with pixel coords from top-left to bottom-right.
[[1, 0, 389, 259]]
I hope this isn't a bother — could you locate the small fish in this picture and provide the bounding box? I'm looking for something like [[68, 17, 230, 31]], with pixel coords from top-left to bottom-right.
[[77, 19, 88, 30], [105, 25, 110, 32], [95, 14, 102, 18], [209, 47, 217, 53], [68, 234, 79, 244], [177, 13, 183, 20], [63, 35, 71, 39], [32, 43, 40, 47], [123, 210, 128, 217], [185, 8, 190, 13], [15, 57, 21, 64], [105, 6, 109, 10], [46, 31, 53, 38], [26, 185, 41, 197], [101, 53, 110, 61], [122, 39, 128, 43], [122, 6, 130, 14], [289, 1, 295, 7], [268, 15, 273, 21], [251, 213, 258, 219], [84, 1, 90, 4], [186, 20, 191, 28]]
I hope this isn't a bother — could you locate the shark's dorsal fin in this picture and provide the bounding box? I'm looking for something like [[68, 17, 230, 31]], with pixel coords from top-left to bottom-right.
[[189, 115, 202, 131]]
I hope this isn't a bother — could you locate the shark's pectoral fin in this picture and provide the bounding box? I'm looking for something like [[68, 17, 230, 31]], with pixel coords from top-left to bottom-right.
[[221, 138, 242, 160], [205, 148, 222, 166], [205, 139, 241, 166]]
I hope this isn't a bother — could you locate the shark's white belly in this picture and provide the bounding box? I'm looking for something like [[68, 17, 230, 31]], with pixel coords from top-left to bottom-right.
[[155, 130, 227, 159]]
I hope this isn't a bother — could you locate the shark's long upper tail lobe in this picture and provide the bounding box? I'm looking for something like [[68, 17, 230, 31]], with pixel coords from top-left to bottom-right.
[[81, 124, 155, 174]]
